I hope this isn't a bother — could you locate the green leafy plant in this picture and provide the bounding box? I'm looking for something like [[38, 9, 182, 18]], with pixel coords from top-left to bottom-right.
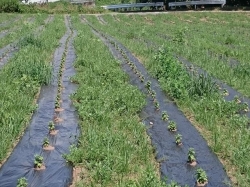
[[55, 100, 60, 109], [168, 121, 177, 131], [139, 74, 144, 82], [233, 95, 241, 103], [222, 89, 229, 96], [145, 81, 151, 90], [48, 121, 55, 132], [154, 101, 160, 110], [16, 177, 28, 187], [161, 111, 169, 121], [151, 90, 156, 99], [196, 168, 208, 185], [188, 148, 196, 163], [42, 137, 49, 148], [175, 134, 182, 145], [34, 154, 43, 168], [242, 102, 249, 112]]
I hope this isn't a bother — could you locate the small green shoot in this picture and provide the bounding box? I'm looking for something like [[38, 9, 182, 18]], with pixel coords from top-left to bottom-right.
[[151, 90, 156, 99], [196, 168, 208, 185], [161, 111, 169, 121], [168, 121, 177, 131], [17, 177, 28, 187], [233, 96, 241, 103], [154, 101, 160, 110], [145, 81, 151, 90], [48, 121, 55, 132], [34, 154, 43, 168], [188, 148, 196, 163], [42, 137, 49, 148], [175, 134, 182, 145], [223, 89, 229, 96]]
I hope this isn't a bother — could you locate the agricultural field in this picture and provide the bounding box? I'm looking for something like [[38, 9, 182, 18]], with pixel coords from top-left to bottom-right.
[[0, 12, 249, 187]]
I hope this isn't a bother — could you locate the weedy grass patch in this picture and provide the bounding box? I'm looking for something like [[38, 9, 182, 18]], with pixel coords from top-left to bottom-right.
[[0, 14, 47, 49]]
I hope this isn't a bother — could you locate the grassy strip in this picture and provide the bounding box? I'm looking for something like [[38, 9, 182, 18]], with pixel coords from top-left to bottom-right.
[[0, 14, 47, 48], [85, 15, 250, 186], [64, 15, 166, 187], [0, 14, 16, 24], [0, 14, 20, 31], [0, 15, 65, 162]]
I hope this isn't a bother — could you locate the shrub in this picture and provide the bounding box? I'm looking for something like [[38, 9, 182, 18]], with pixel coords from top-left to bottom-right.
[[0, 0, 20, 13]]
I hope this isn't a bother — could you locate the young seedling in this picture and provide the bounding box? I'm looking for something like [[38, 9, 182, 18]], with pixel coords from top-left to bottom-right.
[[34, 154, 45, 170], [139, 74, 144, 82], [55, 100, 60, 109], [233, 95, 241, 104], [42, 137, 49, 148], [188, 148, 197, 166], [161, 111, 169, 121], [17, 177, 28, 187], [42, 137, 55, 151], [215, 83, 221, 90], [151, 90, 156, 99], [48, 121, 58, 135], [168, 121, 177, 132], [222, 89, 229, 96], [175, 134, 182, 145], [242, 102, 249, 112], [154, 101, 160, 110], [196, 168, 208, 186], [145, 81, 151, 90]]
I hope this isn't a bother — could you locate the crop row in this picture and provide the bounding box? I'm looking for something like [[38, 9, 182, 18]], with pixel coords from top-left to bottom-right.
[[84, 14, 250, 186], [63, 15, 166, 187], [17, 15, 76, 186], [0, 15, 66, 166]]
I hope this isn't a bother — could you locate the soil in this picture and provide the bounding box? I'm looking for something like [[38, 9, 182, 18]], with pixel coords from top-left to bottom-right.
[[49, 130, 59, 136], [189, 161, 197, 167], [34, 164, 46, 171], [169, 129, 177, 132], [54, 116, 64, 123], [196, 181, 208, 187], [55, 108, 64, 112], [176, 142, 182, 146], [43, 145, 55, 151]]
